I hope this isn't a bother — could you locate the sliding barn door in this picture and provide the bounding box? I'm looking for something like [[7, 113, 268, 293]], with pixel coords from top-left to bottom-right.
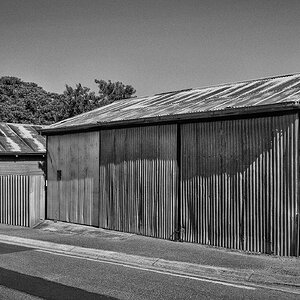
[[180, 114, 299, 256], [47, 132, 99, 226], [99, 125, 178, 239]]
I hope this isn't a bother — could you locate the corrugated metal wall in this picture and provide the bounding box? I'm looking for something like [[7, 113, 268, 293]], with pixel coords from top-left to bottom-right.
[[0, 175, 45, 227], [46, 113, 299, 256], [29, 175, 45, 226], [180, 113, 299, 256], [0, 161, 44, 176], [47, 132, 99, 226], [99, 125, 178, 239]]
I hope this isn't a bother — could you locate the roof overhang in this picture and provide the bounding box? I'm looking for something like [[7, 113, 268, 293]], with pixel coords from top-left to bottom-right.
[[40, 102, 300, 135], [0, 152, 46, 161]]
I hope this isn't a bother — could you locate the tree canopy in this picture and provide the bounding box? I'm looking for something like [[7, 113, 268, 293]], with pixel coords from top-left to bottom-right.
[[0, 76, 136, 125]]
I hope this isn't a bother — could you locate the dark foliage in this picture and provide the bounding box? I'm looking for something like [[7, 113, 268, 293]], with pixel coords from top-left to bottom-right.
[[0, 76, 136, 125]]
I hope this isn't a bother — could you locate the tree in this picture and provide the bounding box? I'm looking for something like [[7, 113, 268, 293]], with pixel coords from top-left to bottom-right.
[[54, 83, 98, 121], [0, 76, 59, 124], [0, 77, 136, 125], [54, 80, 136, 122], [95, 79, 136, 104]]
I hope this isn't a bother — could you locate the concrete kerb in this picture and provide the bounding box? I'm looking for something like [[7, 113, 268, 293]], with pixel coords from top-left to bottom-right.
[[0, 234, 299, 291]]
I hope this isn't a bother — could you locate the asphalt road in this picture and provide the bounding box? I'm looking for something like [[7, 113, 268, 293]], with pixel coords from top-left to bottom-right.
[[0, 242, 298, 300]]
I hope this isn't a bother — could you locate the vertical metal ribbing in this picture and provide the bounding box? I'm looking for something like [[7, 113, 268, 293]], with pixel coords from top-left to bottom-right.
[[180, 113, 299, 256], [25, 176, 29, 227], [0, 175, 42, 227], [296, 115, 300, 256], [0, 177, 2, 223], [99, 125, 178, 240], [176, 124, 181, 241]]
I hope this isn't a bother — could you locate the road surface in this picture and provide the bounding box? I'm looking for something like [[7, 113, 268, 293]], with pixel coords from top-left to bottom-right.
[[0, 242, 298, 299]]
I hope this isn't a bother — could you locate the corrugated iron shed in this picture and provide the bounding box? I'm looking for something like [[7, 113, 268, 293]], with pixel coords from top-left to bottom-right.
[[0, 123, 46, 154], [43, 73, 300, 133]]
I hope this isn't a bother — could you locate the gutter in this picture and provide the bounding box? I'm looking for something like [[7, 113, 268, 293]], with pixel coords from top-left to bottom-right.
[[0, 153, 46, 161]]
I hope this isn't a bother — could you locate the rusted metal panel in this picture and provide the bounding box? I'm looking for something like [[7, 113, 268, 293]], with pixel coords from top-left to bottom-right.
[[0, 175, 45, 227], [0, 123, 45, 154], [99, 125, 178, 239], [46, 73, 300, 132], [180, 114, 299, 256], [46, 132, 99, 225]]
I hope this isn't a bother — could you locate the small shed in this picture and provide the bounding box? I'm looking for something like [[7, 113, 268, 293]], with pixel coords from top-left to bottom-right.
[[42, 73, 300, 256], [0, 123, 46, 227]]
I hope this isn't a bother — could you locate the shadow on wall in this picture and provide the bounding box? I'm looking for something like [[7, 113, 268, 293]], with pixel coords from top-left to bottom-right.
[[179, 115, 299, 256], [48, 117, 296, 181], [99, 125, 177, 167], [96, 117, 295, 179], [181, 115, 294, 178]]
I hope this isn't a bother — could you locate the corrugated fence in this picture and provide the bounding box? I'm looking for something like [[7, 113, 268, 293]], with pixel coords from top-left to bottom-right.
[[0, 175, 45, 227]]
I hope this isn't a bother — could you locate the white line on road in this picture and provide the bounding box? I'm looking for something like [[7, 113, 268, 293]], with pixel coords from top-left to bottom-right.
[[36, 249, 256, 291]]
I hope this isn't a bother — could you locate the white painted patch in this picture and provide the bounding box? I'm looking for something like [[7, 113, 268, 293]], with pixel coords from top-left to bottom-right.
[[204, 82, 245, 100], [17, 126, 45, 151], [169, 91, 200, 104], [122, 104, 147, 110], [232, 79, 277, 98], [33, 139, 45, 151], [254, 77, 300, 105], [216, 81, 259, 98], [6, 137, 21, 151], [16, 125, 33, 138]]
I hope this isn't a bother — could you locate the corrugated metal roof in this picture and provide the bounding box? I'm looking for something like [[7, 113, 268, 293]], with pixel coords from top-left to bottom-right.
[[46, 73, 300, 132], [0, 123, 46, 154]]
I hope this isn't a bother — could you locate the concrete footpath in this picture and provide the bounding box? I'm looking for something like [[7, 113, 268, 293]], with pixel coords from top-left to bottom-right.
[[0, 221, 299, 292]]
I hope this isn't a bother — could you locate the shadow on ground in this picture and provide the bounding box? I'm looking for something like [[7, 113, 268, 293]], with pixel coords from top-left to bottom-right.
[[0, 267, 118, 300], [0, 242, 32, 255]]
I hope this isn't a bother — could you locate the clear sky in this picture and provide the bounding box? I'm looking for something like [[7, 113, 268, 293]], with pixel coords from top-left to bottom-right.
[[1, 0, 300, 96]]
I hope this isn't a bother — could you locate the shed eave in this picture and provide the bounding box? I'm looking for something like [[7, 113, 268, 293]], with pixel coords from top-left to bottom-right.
[[0, 152, 45, 156], [40, 102, 300, 135]]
